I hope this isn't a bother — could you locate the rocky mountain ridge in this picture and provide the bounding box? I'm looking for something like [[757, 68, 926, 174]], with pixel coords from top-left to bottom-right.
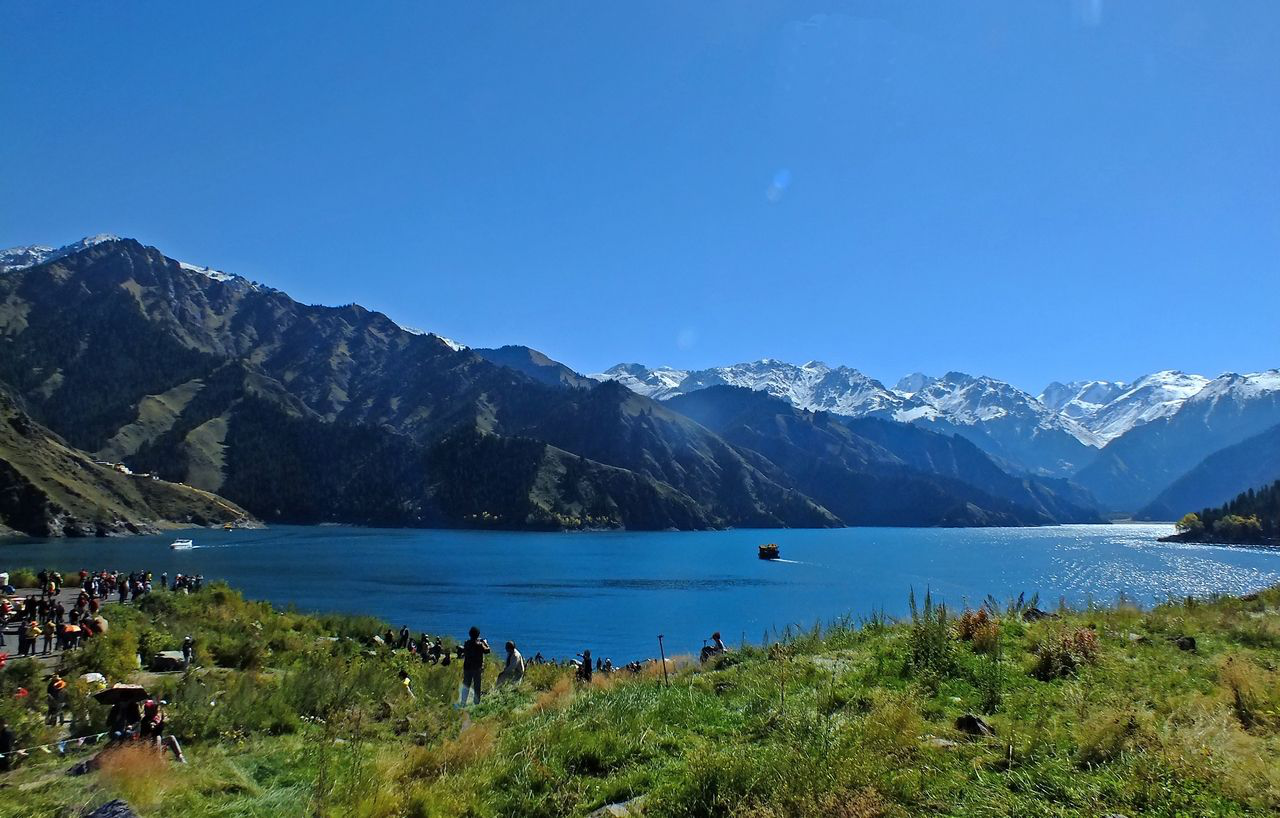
[[0, 236, 1111, 530]]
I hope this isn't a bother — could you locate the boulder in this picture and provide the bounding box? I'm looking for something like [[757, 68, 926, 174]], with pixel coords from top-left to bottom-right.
[[150, 651, 186, 671], [587, 795, 647, 817], [955, 713, 996, 737], [84, 800, 139, 818], [1023, 607, 1056, 622], [1171, 635, 1197, 652]]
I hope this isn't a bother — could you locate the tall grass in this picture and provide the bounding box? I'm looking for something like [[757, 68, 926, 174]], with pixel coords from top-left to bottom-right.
[[96, 744, 176, 809], [2, 583, 1279, 816]]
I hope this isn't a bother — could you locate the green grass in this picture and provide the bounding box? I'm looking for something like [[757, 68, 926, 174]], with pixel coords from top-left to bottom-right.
[[1, 584, 1278, 816]]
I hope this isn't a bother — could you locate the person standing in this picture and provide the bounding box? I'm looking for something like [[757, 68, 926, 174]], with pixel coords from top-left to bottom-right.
[[22, 620, 41, 657], [457, 626, 490, 706], [41, 618, 55, 655], [576, 649, 593, 684], [181, 635, 194, 666], [497, 641, 525, 686], [46, 673, 67, 725]]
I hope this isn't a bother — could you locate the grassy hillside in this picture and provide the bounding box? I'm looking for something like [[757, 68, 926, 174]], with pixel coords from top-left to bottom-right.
[[0, 391, 251, 536], [2, 581, 1278, 816]]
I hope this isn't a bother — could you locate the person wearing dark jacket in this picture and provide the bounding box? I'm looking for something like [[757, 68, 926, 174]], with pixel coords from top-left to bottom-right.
[[0, 719, 14, 772], [576, 649, 593, 684], [46, 674, 67, 725], [457, 626, 490, 706]]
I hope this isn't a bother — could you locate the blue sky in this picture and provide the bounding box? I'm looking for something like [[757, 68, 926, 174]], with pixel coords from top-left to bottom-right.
[[2, 2, 1277, 392]]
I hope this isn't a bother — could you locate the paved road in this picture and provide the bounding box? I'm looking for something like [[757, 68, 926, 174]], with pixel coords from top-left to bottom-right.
[[1, 585, 124, 667]]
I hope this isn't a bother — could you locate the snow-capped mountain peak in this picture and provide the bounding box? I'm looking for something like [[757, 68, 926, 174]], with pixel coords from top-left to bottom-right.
[[591, 364, 691, 400], [893, 372, 935, 396], [1039, 380, 1127, 415], [591, 360, 912, 416], [1077, 371, 1210, 443], [1185, 370, 1280, 408], [903, 371, 1101, 446], [0, 234, 121, 272]]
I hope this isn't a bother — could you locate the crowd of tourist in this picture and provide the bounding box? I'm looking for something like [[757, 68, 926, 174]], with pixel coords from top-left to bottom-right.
[[0, 567, 205, 659], [377, 624, 731, 707]]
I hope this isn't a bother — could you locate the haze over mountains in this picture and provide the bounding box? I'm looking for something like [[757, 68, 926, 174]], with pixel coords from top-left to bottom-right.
[[1, 235, 1277, 535]]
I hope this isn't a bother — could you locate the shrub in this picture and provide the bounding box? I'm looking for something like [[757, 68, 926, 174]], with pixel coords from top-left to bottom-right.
[[0, 689, 51, 755], [954, 608, 990, 641], [1176, 512, 1204, 534], [61, 628, 140, 682], [973, 640, 1004, 714], [907, 588, 953, 678], [0, 656, 44, 695], [1076, 707, 1153, 765], [8, 568, 39, 589], [1213, 514, 1263, 541], [970, 620, 1001, 655], [207, 630, 267, 670], [96, 744, 176, 809], [1031, 627, 1100, 680]]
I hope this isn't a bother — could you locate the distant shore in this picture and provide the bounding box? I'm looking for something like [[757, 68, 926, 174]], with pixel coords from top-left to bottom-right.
[[1158, 531, 1278, 547]]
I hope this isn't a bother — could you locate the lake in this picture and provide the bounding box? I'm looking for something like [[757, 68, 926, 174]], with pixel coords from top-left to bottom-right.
[[4, 524, 1279, 661]]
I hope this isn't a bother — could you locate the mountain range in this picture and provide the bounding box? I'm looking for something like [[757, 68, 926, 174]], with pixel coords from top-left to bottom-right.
[[2, 235, 1276, 534], [594, 360, 1280, 517]]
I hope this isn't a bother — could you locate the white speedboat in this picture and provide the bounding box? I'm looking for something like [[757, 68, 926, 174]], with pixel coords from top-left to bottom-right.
[[170, 538, 195, 550]]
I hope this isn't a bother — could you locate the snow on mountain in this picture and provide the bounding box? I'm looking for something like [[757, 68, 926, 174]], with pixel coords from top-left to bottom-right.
[[593, 360, 913, 417], [1182, 370, 1280, 409], [1039, 380, 1127, 416], [0, 235, 272, 295], [597, 361, 1100, 441], [1035, 372, 1224, 443], [597, 359, 1252, 454], [1077, 371, 1210, 443], [597, 360, 1102, 473], [178, 260, 246, 285], [392, 324, 467, 350], [908, 372, 1101, 446], [0, 234, 121, 272], [591, 364, 692, 400], [893, 372, 936, 396]]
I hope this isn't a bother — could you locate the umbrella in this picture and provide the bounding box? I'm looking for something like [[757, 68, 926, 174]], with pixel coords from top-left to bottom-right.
[[93, 684, 148, 705]]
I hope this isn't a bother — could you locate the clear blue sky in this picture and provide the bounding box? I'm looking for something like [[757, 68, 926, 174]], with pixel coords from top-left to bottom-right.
[[2, 2, 1277, 392]]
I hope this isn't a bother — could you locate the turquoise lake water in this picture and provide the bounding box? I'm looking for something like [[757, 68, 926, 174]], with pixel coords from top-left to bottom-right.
[[4, 524, 1279, 661]]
